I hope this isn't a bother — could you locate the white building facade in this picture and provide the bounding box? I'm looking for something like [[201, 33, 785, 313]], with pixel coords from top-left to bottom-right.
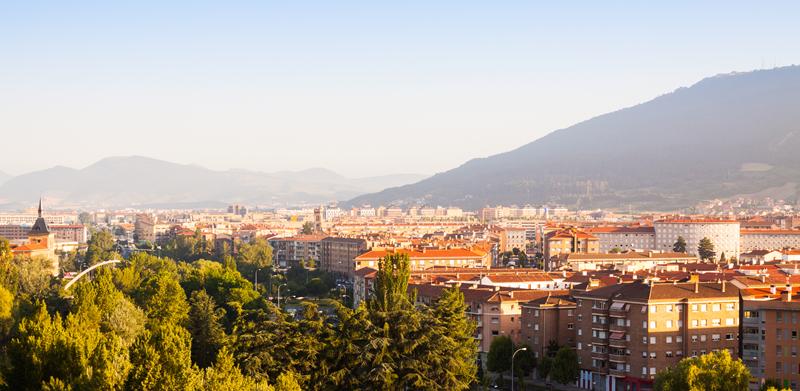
[[654, 219, 740, 260]]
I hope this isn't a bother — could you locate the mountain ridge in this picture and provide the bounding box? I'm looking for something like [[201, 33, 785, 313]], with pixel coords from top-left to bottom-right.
[[348, 66, 800, 210], [0, 156, 427, 209]]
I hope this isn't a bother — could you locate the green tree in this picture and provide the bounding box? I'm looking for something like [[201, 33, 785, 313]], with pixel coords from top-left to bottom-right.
[[126, 323, 198, 390], [550, 347, 579, 384], [301, 221, 314, 235], [698, 237, 716, 261], [237, 238, 273, 284], [720, 251, 727, 264], [654, 350, 750, 391], [199, 347, 270, 390], [85, 230, 118, 266], [428, 285, 478, 388], [135, 271, 190, 325], [537, 356, 553, 380], [673, 236, 687, 253], [188, 290, 227, 368], [486, 335, 513, 374], [78, 212, 93, 226], [610, 247, 622, 254]]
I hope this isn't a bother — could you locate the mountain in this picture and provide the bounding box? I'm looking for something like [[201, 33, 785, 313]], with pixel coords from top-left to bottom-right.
[[0, 156, 426, 209], [349, 66, 800, 211], [0, 171, 10, 186]]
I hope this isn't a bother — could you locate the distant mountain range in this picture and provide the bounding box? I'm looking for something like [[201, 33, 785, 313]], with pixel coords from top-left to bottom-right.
[[0, 156, 426, 210], [0, 171, 10, 186], [348, 66, 800, 211]]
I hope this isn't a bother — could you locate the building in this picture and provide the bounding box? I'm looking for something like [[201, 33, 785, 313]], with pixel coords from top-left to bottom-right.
[[740, 229, 800, 253], [9, 200, 59, 275], [653, 219, 740, 260], [544, 228, 600, 270], [319, 237, 368, 278], [269, 235, 325, 268], [354, 248, 490, 271], [572, 279, 739, 391], [585, 227, 656, 253], [741, 283, 800, 390], [521, 295, 577, 359], [558, 251, 698, 272], [739, 249, 783, 264], [496, 227, 527, 253]]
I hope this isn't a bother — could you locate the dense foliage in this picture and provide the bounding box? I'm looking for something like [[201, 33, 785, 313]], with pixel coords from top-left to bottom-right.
[[0, 248, 477, 390], [654, 350, 750, 391]]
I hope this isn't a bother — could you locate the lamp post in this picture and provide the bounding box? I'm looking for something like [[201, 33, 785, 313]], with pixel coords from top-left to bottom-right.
[[254, 268, 261, 291], [511, 347, 527, 391], [277, 283, 287, 307]]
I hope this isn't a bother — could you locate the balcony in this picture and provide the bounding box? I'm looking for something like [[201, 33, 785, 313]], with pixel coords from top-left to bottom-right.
[[609, 339, 627, 348], [609, 324, 627, 333], [609, 368, 627, 377], [591, 351, 609, 361], [592, 336, 609, 345], [609, 309, 627, 318], [609, 354, 627, 363]]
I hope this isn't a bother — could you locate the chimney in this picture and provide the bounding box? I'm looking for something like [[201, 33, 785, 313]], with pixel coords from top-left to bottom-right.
[[509, 291, 514, 299], [761, 274, 767, 283], [722, 279, 726, 293], [787, 284, 792, 302], [694, 280, 699, 294], [562, 270, 567, 278], [770, 284, 777, 294]]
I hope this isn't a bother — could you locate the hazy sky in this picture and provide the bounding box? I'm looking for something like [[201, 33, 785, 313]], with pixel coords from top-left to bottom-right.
[[2, 2, 799, 178]]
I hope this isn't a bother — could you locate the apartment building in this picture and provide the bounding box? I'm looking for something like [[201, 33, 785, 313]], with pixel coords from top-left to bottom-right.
[[741, 284, 800, 390], [520, 295, 577, 358], [559, 251, 698, 272], [653, 219, 740, 260], [319, 237, 367, 278], [544, 228, 600, 270], [585, 227, 656, 253], [741, 229, 800, 253], [269, 234, 325, 268], [496, 227, 527, 253], [572, 280, 739, 391], [354, 248, 490, 271]]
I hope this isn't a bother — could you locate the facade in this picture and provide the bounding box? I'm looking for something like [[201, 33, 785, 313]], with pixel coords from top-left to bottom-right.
[[741, 284, 800, 390], [559, 252, 698, 272], [520, 295, 577, 359], [741, 229, 800, 252], [586, 227, 656, 253], [319, 237, 368, 278], [9, 201, 59, 275], [354, 248, 490, 271], [269, 235, 325, 268], [497, 227, 527, 253], [573, 280, 739, 391], [544, 228, 600, 270], [653, 219, 740, 260]]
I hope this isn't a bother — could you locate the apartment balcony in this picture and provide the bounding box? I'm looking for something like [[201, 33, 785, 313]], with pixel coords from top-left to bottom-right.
[[609, 324, 628, 333], [592, 336, 609, 345], [609, 354, 627, 363], [609, 339, 628, 348], [609, 368, 627, 377], [591, 351, 609, 361], [609, 309, 628, 318]]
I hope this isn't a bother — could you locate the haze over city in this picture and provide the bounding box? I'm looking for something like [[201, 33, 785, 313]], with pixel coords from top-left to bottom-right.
[[3, 1, 800, 177], [3, 3, 800, 391]]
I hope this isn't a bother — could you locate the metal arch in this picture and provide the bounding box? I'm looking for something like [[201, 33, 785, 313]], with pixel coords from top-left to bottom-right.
[[63, 259, 122, 290]]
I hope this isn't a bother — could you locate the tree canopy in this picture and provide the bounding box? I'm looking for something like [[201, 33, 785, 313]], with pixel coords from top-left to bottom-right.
[[654, 350, 750, 391], [673, 236, 687, 253], [698, 237, 716, 261]]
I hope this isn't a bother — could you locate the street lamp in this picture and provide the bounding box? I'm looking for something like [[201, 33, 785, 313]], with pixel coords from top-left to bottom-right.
[[276, 283, 287, 307], [511, 347, 527, 391], [254, 268, 261, 291]]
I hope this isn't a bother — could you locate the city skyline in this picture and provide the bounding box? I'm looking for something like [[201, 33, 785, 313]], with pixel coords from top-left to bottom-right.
[[3, 2, 800, 177]]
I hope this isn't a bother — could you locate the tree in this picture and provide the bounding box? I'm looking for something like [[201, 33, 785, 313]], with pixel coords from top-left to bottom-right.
[[610, 247, 622, 254], [654, 350, 750, 391], [78, 212, 93, 226], [237, 238, 273, 284], [301, 222, 314, 235], [673, 236, 687, 253], [126, 323, 198, 390], [188, 290, 227, 368], [550, 347, 579, 384], [135, 271, 190, 325], [428, 285, 478, 388], [537, 356, 553, 380], [698, 237, 716, 261], [199, 347, 270, 390], [85, 230, 118, 266], [720, 252, 727, 264], [486, 335, 513, 374]]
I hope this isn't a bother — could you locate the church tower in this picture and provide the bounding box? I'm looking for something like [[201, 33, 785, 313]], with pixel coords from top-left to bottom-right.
[[28, 198, 55, 251]]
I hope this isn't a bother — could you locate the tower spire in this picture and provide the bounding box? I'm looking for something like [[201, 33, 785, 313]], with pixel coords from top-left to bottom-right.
[[38, 197, 43, 217]]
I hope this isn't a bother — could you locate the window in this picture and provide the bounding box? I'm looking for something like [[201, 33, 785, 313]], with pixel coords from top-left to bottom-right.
[[666, 320, 673, 328], [578, 329, 582, 336], [712, 304, 721, 312], [491, 330, 499, 336], [641, 351, 647, 358], [677, 336, 683, 343], [701, 304, 708, 312], [642, 367, 647, 375], [700, 335, 707, 342], [567, 323, 574, 330], [650, 321, 657, 329], [691, 319, 698, 327], [726, 333, 734, 340], [568, 309, 574, 316], [712, 319, 721, 327], [651, 305, 657, 313], [642, 337, 648, 344], [534, 310, 540, 317], [577, 342, 582, 350], [534, 324, 539, 331], [793, 330, 798, 340], [666, 351, 673, 358], [726, 303, 736, 311], [666, 305, 673, 312], [691, 335, 698, 342], [678, 320, 683, 328], [650, 337, 656, 344], [701, 319, 708, 327], [692, 304, 698, 312], [726, 318, 735, 326], [650, 367, 656, 375], [643, 321, 648, 329], [712, 334, 720, 342], [649, 352, 656, 359], [666, 336, 673, 343]]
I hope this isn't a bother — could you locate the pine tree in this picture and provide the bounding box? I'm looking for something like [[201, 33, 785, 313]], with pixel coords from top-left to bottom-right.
[[428, 285, 478, 389], [698, 237, 716, 261], [673, 236, 687, 253], [188, 290, 227, 368]]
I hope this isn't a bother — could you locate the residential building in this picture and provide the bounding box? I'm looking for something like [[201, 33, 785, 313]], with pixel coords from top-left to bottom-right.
[[741, 229, 800, 253], [269, 234, 325, 268], [653, 219, 740, 260], [319, 237, 368, 278], [544, 228, 600, 270], [558, 251, 698, 272], [585, 227, 656, 253], [573, 279, 739, 391], [521, 295, 577, 359], [354, 248, 490, 271]]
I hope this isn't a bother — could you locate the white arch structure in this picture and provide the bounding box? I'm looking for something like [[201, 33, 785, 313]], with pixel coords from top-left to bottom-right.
[[63, 259, 122, 290]]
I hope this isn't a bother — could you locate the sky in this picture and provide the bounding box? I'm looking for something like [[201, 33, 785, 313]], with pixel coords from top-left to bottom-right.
[[1, 1, 799, 178]]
